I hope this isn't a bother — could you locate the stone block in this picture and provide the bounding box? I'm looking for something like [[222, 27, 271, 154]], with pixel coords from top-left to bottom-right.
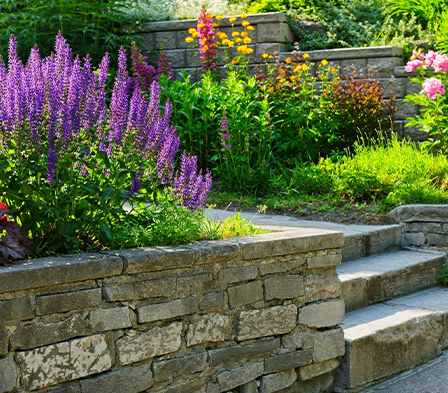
[[237, 305, 297, 341], [116, 322, 182, 365], [392, 121, 404, 140], [256, 43, 288, 60], [47, 383, 81, 393], [341, 58, 366, 76], [388, 205, 448, 223], [155, 377, 208, 393], [367, 56, 403, 77], [263, 275, 304, 300], [217, 362, 264, 392], [102, 277, 176, 301], [228, 281, 263, 308], [379, 77, 406, 99], [155, 31, 177, 49], [89, 307, 132, 332], [282, 331, 305, 350], [392, 99, 419, 120], [304, 271, 340, 303], [209, 338, 280, 370], [264, 350, 313, 373], [0, 253, 122, 294], [427, 233, 448, 246], [200, 291, 226, 312], [186, 48, 202, 68], [139, 32, 155, 52], [258, 255, 306, 276], [260, 369, 297, 393], [0, 357, 17, 393], [0, 296, 34, 325], [238, 381, 259, 393], [0, 329, 8, 355], [186, 314, 231, 346], [36, 288, 102, 315], [307, 254, 342, 268], [138, 297, 197, 323], [257, 23, 294, 43], [153, 352, 207, 382], [298, 359, 339, 381], [177, 30, 195, 49], [165, 49, 187, 68], [219, 266, 258, 284], [403, 123, 429, 141], [177, 274, 213, 296], [406, 78, 422, 95], [10, 314, 86, 351], [403, 232, 426, 246], [16, 335, 111, 391], [298, 300, 345, 328], [80, 364, 154, 393], [282, 373, 334, 393]]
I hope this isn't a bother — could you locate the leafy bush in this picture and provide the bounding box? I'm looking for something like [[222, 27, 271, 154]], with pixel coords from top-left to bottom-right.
[[0, 34, 211, 255]]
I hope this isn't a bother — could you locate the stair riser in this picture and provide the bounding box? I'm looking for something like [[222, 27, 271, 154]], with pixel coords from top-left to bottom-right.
[[342, 226, 402, 262], [335, 313, 444, 392], [341, 256, 446, 312]]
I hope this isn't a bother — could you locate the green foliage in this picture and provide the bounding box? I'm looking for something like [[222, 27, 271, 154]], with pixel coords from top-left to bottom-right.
[[202, 212, 268, 240], [438, 261, 448, 286], [0, 0, 135, 64]]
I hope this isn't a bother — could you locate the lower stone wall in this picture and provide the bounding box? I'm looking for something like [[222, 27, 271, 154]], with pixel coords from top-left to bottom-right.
[[0, 228, 345, 393], [389, 205, 448, 247]]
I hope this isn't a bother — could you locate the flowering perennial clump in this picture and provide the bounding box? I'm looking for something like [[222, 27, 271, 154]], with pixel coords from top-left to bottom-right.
[[196, 8, 218, 72]]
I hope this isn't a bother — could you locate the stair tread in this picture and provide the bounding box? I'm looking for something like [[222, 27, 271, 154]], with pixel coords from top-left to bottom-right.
[[343, 287, 448, 340], [338, 249, 445, 280]]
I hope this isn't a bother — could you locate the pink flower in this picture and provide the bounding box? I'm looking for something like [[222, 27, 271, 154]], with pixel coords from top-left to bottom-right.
[[421, 78, 445, 99], [405, 59, 423, 72], [410, 49, 425, 61], [433, 53, 448, 72], [424, 50, 437, 68]]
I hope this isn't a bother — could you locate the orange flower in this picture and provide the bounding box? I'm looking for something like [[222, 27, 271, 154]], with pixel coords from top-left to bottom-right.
[[232, 31, 240, 37], [293, 65, 302, 73], [185, 37, 194, 43], [267, 87, 274, 93], [202, 45, 209, 52], [243, 37, 251, 44], [278, 68, 286, 76], [285, 57, 291, 64], [237, 45, 247, 53], [303, 53, 310, 59], [241, 13, 248, 18], [247, 25, 255, 31], [232, 59, 238, 65], [198, 23, 205, 28], [279, 78, 286, 83], [188, 28, 197, 34], [229, 17, 237, 23], [212, 22, 218, 28], [216, 14, 223, 21], [242, 21, 250, 27], [201, 37, 207, 45], [192, 32, 199, 38], [241, 31, 248, 38], [235, 37, 242, 43], [246, 48, 253, 54]]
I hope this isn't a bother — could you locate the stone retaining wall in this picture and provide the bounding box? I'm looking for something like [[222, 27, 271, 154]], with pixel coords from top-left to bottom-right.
[[0, 228, 345, 393], [136, 12, 425, 141]]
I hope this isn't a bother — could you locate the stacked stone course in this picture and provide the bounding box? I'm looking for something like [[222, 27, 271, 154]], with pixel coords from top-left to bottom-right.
[[0, 228, 345, 393]]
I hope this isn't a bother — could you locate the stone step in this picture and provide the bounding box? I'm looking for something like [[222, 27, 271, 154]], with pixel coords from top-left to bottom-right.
[[334, 287, 448, 393], [206, 209, 403, 262], [338, 248, 446, 312]]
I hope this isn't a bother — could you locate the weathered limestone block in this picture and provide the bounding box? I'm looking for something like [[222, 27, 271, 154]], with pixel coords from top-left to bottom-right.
[[257, 23, 294, 43], [0, 357, 17, 393], [403, 232, 426, 246], [258, 254, 306, 276], [209, 339, 280, 370], [260, 369, 297, 393], [216, 362, 264, 392], [264, 350, 313, 373], [156, 377, 208, 393], [282, 330, 305, 350], [177, 274, 213, 296], [47, 383, 81, 393], [0, 329, 8, 355], [388, 205, 448, 223], [116, 322, 182, 365], [228, 281, 263, 308], [89, 307, 132, 332], [36, 288, 102, 315], [283, 373, 334, 393], [307, 254, 341, 268], [200, 292, 226, 312], [239, 381, 259, 393], [16, 335, 111, 391], [298, 359, 339, 381], [10, 314, 86, 350], [304, 271, 340, 303], [138, 297, 197, 323], [153, 352, 207, 382], [80, 364, 153, 393], [186, 314, 231, 347], [102, 277, 176, 301], [218, 266, 258, 284], [0, 297, 34, 325], [298, 300, 345, 328], [237, 305, 297, 341], [427, 233, 448, 246], [312, 328, 345, 363], [263, 275, 304, 300]]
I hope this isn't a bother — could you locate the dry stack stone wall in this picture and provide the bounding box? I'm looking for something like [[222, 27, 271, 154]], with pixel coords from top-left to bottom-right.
[[0, 228, 345, 393], [136, 12, 425, 141]]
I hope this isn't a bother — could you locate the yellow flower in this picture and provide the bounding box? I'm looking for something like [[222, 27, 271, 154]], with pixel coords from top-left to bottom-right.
[[269, 55, 273, 59], [285, 57, 291, 64], [241, 31, 248, 38], [247, 25, 255, 31], [222, 39, 230, 45], [262, 53, 269, 58], [243, 37, 251, 44], [303, 53, 310, 59], [237, 45, 247, 53], [201, 37, 207, 45], [242, 21, 250, 27], [321, 59, 328, 66], [202, 45, 209, 53], [293, 65, 302, 73], [228, 41, 235, 47], [290, 76, 297, 82], [216, 14, 223, 21], [241, 13, 248, 18], [232, 31, 240, 37], [188, 28, 197, 34], [192, 32, 199, 38], [331, 67, 337, 72], [279, 78, 286, 83], [229, 17, 237, 23], [302, 64, 308, 71], [218, 32, 227, 40], [235, 37, 242, 43], [246, 48, 253, 54], [198, 23, 205, 28], [185, 36, 194, 43], [212, 22, 218, 28], [232, 59, 238, 65]]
